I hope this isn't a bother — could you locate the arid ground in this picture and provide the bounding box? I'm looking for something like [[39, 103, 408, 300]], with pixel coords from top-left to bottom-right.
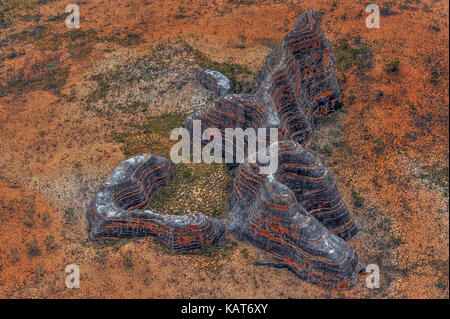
[[0, 0, 448, 298]]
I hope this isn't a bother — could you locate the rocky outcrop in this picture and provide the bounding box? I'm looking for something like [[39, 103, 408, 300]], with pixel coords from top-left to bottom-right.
[[86, 154, 225, 251], [86, 10, 363, 289], [184, 10, 342, 150], [183, 9, 354, 240], [225, 141, 362, 288], [198, 69, 234, 95], [229, 175, 363, 289], [229, 141, 357, 240]]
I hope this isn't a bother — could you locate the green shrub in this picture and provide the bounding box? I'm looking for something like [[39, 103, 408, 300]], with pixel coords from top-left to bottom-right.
[[386, 59, 400, 73]]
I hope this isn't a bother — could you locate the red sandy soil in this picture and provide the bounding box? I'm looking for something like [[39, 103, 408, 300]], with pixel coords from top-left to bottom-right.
[[0, 0, 448, 298]]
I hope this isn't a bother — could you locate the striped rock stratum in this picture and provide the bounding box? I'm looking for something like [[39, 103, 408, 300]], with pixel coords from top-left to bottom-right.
[[87, 10, 364, 289]]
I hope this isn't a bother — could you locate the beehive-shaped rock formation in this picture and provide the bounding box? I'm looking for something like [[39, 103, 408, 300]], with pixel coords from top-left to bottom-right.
[[229, 142, 357, 240], [184, 9, 342, 150], [86, 10, 364, 289], [86, 154, 226, 251], [229, 174, 362, 289]]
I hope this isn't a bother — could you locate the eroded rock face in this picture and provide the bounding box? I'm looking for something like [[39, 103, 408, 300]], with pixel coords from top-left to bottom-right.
[[231, 175, 363, 289], [184, 10, 342, 150], [86, 10, 363, 289], [198, 69, 235, 95], [226, 142, 362, 289], [86, 154, 226, 251], [229, 141, 357, 240]]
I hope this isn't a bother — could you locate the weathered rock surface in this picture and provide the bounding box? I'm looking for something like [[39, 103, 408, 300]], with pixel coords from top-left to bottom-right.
[[86, 10, 363, 289], [87, 154, 225, 251], [225, 141, 362, 288], [229, 174, 363, 289], [184, 9, 342, 149], [229, 141, 357, 240], [183, 10, 355, 239], [198, 69, 234, 95]]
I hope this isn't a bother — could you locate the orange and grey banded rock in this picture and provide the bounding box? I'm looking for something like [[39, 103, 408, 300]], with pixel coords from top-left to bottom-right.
[[184, 10, 355, 239], [228, 176, 363, 289], [86, 10, 363, 289], [87, 154, 225, 252], [87, 150, 361, 288], [230, 141, 357, 240], [198, 69, 234, 95], [184, 9, 342, 150]]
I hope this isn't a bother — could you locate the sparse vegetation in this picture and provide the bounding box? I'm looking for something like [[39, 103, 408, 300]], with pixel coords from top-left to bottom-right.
[[386, 236, 404, 249], [45, 235, 56, 250], [386, 59, 400, 73], [113, 112, 186, 157], [42, 212, 51, 226], [112, 33, 142, 46], [240, 248, 249, 258], [0, 64, 69, 97], [322, 144, 333, 156], [420, 164, 449, 188], [430, 64, 442, 82], [237, 34, 247, 48], [27, 240, 41, 257], [23, 208, 35, 227], [198, 240, 238, 271], [335, 37, 374, 75], [351, 191, 364, 207], [149, 162, 234, 218], [380, 1, 398, 16], [330, 129, 342, 138], [347, 89, 356, 103], [86, 73, 110, 104], [121, 101, 149, 113], [228, 0, 256, 5], [64, 207, 77, 224], [330, 1, 338, 11], [183, 42, 254, 93], [122, 250, 134, 268], [10, 248, 19, 264], [0, 0, 52, 27]]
